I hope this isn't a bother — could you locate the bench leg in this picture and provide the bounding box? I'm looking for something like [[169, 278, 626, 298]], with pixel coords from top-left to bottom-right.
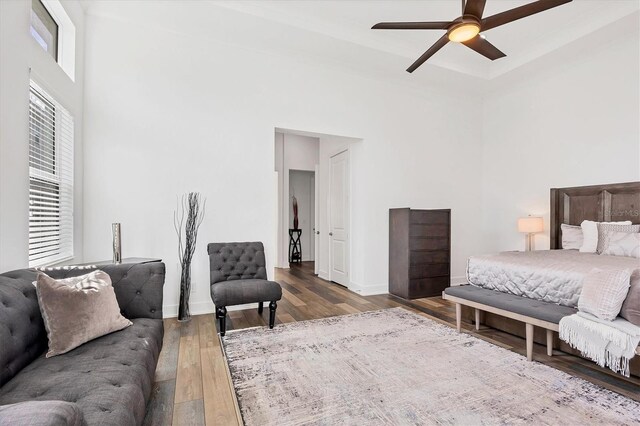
[[474, 308, 481, 331], [455, 303, 461, 333], [546, 329, 553, 357], [526, 323, 534, 361]]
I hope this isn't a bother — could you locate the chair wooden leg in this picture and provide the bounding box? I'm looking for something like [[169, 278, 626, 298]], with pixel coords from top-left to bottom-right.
[[258, 301, 264, 314], [216, 306, 227, 336], [474, 308, 481, 331], [526, 323, 534, 361], [455, 303, 461, 333], [269, 301, 277, 329], [546, 329, 554, 357]]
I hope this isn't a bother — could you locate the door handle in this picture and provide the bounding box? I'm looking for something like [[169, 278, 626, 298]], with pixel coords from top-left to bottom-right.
[[316, 231, 320, 235], [329, 232, 333, 236]]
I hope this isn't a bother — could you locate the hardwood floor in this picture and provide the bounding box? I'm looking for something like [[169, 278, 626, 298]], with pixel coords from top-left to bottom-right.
[[144, 261, 640, 426]]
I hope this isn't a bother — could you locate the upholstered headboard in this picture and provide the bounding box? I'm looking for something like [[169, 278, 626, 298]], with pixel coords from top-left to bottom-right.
[[550, 182, 640, 249]]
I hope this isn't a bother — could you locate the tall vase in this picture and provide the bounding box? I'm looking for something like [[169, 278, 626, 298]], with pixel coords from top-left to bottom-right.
[[178, 263, 191, 322], [112, 223, 122, 264]]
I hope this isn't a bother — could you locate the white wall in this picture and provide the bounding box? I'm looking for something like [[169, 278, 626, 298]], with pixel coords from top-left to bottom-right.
[[289, 170, 315, 261], [481, 14, 640, 252], [82, 9, 485, 316], [79, 4, 639, 317], [0, 0, 85, 271]]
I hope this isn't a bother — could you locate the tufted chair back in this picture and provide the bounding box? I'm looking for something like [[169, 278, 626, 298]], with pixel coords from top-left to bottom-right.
[[207, 242, 268, 285]]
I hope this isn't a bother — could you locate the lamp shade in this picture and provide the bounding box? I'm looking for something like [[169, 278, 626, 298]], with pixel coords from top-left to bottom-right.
[[518, 216, 543, 233]]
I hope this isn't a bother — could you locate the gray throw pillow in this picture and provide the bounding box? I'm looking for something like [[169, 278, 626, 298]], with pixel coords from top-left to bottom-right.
[[620, 270, 640, 326], [578, 269, 631, 321], [561, 224, 583, 250], [36, 271, 132, 357], [596, 223, 640, 254]]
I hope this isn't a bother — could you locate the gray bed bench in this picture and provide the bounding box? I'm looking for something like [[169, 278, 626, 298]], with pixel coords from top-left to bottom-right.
[[442, 285, 577, 361]]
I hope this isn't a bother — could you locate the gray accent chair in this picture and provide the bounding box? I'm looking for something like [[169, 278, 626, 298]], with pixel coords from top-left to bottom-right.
[[208, 242, 282, 336], [0, 262, 165, 426]]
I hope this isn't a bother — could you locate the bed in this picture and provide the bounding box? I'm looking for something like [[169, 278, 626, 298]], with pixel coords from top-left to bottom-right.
[[444, 181, 640, 373], [467, 250, 640, 308]]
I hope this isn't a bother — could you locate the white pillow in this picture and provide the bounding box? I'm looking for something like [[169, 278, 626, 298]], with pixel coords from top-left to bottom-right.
[[596, 223, 640, 254], [579, 220, 631, 253], [561, 224, 583, 249], [578, 268, 631, 321], [601, 231, 640, 259]]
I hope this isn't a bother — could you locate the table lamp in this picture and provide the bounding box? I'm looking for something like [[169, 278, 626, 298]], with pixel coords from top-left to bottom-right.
[[518, 216, 543, 251]]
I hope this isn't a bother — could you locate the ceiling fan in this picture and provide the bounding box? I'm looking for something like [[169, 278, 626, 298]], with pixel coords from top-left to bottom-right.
[[372, 0, 573, 73]]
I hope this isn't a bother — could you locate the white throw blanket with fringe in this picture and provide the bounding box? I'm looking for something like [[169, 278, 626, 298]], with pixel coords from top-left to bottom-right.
[[559, 312, 640, 377]]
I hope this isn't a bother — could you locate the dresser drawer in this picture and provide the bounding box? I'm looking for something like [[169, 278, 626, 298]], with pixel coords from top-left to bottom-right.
[[409, 276, 450, 298], [410, 250, 449, 265], [410, 210, 450, 224], [409, 263, 450, 279], [409, 223, 449, 237], [410, 238, 449, 251]]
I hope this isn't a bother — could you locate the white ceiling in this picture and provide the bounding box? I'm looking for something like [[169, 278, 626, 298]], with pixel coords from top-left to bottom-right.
[[214, 0, 639, 79], [82, 0, 639, 88]]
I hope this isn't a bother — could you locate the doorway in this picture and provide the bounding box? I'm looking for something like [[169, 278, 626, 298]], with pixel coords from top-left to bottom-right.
[[289, 169, 315, 265], [275, 129, 357, 289]]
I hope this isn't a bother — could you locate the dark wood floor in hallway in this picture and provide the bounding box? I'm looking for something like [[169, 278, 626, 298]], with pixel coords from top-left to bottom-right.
[[144, 261, 640, 426]]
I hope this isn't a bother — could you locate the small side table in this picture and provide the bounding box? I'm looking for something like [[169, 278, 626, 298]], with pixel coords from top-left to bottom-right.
[[288, 229, 302, 263], [74, 258, 162, 266]]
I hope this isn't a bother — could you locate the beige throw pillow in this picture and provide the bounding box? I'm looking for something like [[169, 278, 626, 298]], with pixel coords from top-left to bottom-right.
[[36, 271, 132, 357], [620, 270, 640, 326], [578, 269, 631, 321]]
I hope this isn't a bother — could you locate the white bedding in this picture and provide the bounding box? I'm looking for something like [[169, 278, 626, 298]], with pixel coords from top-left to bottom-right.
[[466, 250, 640, 307]]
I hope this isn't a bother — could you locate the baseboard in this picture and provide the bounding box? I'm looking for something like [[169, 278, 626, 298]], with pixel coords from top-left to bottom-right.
[[348, 282, 388, 296]]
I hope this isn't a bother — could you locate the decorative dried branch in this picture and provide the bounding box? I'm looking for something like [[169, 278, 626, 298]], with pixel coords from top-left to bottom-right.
[[174, 192, 206, 321]]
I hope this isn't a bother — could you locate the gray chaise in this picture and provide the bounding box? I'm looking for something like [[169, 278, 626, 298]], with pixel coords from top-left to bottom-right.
[[0, 262, 165, 426], [208, 242, 282, 336]]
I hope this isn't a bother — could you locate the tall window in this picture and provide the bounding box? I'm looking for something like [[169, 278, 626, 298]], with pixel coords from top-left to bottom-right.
[[29, 81, 74, 267], [30, 0, 59, 61]]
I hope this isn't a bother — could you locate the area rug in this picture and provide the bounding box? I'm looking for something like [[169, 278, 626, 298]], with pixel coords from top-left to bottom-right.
[[221, 308, 640, 425]]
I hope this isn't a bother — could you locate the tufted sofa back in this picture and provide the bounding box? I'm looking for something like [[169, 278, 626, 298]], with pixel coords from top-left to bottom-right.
[[0, 270, 47, 387], [0, 262, 165, 387], [208, 242, 268, 284]]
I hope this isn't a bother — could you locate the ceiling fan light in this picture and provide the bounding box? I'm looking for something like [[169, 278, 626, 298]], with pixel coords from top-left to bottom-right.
[[448, 23, 480, 43]]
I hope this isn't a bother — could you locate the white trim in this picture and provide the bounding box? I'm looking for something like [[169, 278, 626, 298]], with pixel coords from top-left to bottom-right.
[[348, 282, 388, 296], [41, 0, 76, 81]]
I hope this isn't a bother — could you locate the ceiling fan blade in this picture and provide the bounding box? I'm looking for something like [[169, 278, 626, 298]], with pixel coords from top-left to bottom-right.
[[462, 35, 506, 60], [464, 0, 487, 19], [481, 0, 572, 32], [406, 34, 449, 73], [372, 21, 450, 30]]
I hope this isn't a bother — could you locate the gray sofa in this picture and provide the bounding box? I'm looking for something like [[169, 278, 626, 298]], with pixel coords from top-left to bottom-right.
[[0, 262, 165, 426]]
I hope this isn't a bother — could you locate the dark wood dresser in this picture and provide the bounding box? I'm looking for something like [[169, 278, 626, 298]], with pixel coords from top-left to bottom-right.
[[389, 208, 451, 299]]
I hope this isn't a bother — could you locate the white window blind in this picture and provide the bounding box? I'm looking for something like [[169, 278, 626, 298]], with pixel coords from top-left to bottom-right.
[[29, 81, 74, 267]]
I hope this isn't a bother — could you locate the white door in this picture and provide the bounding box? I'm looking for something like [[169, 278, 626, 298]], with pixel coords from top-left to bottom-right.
[[314, 165, 320, 274], [329, 150, 349, 286]]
